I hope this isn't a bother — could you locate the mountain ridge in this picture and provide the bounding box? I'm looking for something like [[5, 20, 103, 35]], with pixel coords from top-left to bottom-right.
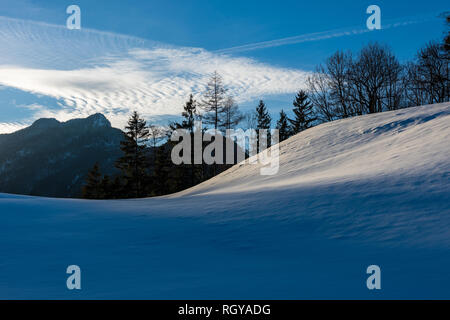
[[0, 113, 123, 197]]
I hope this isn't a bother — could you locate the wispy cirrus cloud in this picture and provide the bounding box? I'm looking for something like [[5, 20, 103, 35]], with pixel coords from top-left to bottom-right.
[[215, 14, 439, 54], [0, 12, 438, 133], [0, 121, 29, 134], [0, 16, 310, 133]]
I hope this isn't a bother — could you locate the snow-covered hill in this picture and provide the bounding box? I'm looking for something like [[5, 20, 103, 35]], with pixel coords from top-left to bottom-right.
[[0, 103, 449, 299]]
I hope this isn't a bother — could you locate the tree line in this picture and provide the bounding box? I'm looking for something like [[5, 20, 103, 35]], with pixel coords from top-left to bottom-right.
[[273, 19, 449, 141], [82, 16, 449, 199], [82, 72, 243, 199]]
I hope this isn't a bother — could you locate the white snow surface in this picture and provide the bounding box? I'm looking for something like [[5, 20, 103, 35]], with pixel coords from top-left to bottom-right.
[[0, 103, 449, 299]]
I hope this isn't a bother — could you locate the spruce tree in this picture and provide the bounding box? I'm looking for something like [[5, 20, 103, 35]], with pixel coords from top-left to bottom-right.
[[110, 176, 123, 199], [82, 162, 102, 199], [100, 175, 111, 198], [255, 100, 271, 152], [289, 90, 317, 134], [276, 109, 291, 142], [115, 111, 149, 198], [180, 95, 199, 186], [181, 94, 197, 133], [152, 145, 170, 196]]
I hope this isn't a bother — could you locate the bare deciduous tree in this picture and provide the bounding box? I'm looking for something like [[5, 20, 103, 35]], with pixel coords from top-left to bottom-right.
[[307, 65, 335, 122], [326, 51, 354, 118], [220, 96, 244, 131], [200, 71, 227, 130], [348, 43, 400, 114], [244, 111, 258, 130], [308, 44, 405, 119], [406, 42, 449, 105]]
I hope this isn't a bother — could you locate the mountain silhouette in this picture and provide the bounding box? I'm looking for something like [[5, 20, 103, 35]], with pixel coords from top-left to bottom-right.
[[0, 113, 124, 198]]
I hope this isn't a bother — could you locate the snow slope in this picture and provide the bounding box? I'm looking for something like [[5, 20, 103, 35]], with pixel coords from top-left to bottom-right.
[[0, 103, 449, 299]]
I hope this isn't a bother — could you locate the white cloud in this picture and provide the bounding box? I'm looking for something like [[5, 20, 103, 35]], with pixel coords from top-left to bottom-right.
[[0, 122, 28, 134], [0, 16, 310, 132]]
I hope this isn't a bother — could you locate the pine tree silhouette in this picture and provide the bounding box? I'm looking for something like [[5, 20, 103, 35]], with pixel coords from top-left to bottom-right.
[[181, 94, 197, 133], [255, 100, 271, 152], [115, 111, 150, 198], [82, 162, 102, 199], [152, 145, 170, 196], [276, 109, 291, 142], [178, 95, 200, 186], [289, 90, 317, 134]]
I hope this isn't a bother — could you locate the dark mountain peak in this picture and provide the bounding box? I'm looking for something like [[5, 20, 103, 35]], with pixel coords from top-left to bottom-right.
[[64, 113, 111, 129], [0, 112, 123, 198], [62, 113, 112, 130], [86, 113, 111, 128], [31, 118, 60, 129]]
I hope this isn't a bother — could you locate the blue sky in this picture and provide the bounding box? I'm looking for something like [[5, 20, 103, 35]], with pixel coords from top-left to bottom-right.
[[0, 0, 448, 132], [4, 0, 447, 63]]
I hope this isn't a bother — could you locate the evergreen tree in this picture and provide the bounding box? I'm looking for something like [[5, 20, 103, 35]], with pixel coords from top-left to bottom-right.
[[181, 94, 197, 133], [100, 175, 111, 198], [175, 95, 200, 186], [115, 111, 150, 198], [289, 90, 317, 134], [152, 145, 171, 196], [82, 162, 102, 199], [166, 143, 186, 194], [255, 100, 271, 152], [276, 109, 291, 142], [110, 176, 123, 199]]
